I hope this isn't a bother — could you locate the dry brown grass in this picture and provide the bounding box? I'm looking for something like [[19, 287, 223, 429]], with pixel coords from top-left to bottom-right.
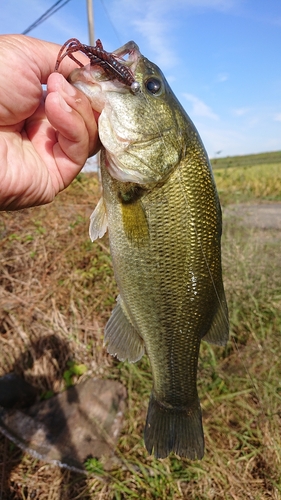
[[0, 171, 281, 499], [0, 175, 116, 498]]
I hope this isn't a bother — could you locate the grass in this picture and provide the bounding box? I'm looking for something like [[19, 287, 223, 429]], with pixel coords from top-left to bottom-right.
[[214, 163, 281, 205], [0, 152, 281, 499], [211, 150, 281, 169]]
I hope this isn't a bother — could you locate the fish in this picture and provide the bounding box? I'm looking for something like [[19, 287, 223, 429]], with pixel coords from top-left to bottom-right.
[[68, 41, 229, 460]]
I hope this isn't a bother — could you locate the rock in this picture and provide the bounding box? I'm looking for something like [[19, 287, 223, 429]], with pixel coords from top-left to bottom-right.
[[0, 378, 127, 473]]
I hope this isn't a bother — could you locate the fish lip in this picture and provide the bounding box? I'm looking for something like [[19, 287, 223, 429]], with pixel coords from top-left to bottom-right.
[[68, 40, 141, 91], [111, 41, 141, 76]]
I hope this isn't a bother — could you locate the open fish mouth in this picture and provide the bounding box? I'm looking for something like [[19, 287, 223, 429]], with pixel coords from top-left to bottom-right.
[[56, 38, 141, 93], [110, 40, 141, 77]]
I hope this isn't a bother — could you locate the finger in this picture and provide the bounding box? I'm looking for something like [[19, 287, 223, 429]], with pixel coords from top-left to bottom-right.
[[43, 74, 100, 187], [47, 72, 101, 156], [19, 35, 90, 83]]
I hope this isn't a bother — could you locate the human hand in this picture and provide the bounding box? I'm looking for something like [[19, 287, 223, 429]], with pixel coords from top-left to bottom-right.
[[0, 34, 100, 210]]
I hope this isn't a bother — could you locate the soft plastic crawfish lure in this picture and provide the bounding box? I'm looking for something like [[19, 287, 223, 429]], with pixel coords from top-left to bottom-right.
[[55, 38, 141, 93]]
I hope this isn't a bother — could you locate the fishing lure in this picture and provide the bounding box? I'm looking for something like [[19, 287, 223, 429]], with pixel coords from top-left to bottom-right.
[[55, 38, 140, 93]]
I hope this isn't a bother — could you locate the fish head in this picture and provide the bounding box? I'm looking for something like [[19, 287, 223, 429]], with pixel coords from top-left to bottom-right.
[[68, 42, 186, 185]]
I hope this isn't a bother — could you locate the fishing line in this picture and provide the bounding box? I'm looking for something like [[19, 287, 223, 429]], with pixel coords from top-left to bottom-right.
[[139, 79, 228, 326], [178, 165, 274, 461], [90, 46, 269, 444], [231, 336, 264, 409], [176, 162, 228, 327], [134, 77, 266, 424], [141, 80, 267, 430], [177, 162, 265, 406], [139, 81, 229, 334], [21, 0, 72, 35], [136, 91, 268, 445], [98, 0, 123, 46]]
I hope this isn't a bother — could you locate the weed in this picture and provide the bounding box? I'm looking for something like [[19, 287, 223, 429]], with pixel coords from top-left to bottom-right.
[[84, 457, 104, 475], [213, 162, 281, 204], [63, 360, 88, 387], [0, 159, 280, 499]]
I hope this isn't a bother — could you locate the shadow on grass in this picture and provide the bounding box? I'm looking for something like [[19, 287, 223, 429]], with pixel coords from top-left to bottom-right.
[[0, 334, 90, 500]]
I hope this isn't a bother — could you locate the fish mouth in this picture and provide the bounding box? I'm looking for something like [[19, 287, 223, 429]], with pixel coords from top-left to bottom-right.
[[68, 41, 141, 112], [68, 41, 141, 87], [111, 40, 141, 77]]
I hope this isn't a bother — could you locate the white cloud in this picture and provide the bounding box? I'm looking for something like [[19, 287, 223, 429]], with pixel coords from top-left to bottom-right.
[[232, 107, 251, 116], [176, 0, 237, 9], [165, 74, 177, 84], [183, 93, 219, 120], [132, 14, 179, 68], [274, 113, 281, 122], [191, 109, 281, 158], [198, 124, 245, 157], [217, 73, 229, 82], [109, 0, 239, 69], [111, 0, 237, 13], [110, 0, 179, 69]]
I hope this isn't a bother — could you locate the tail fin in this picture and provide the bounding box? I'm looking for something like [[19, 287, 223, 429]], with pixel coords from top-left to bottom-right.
[[144, 393, 204, 460]]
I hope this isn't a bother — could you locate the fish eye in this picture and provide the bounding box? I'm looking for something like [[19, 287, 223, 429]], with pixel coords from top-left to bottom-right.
[[145, 77, 162, 95]]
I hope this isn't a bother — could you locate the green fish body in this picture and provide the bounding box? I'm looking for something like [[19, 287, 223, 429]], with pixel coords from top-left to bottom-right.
[[69, 42, 229, 459]]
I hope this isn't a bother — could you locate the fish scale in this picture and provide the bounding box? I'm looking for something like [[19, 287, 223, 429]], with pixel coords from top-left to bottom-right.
[[69, 40, 229, 459], [99, 152, 225, 459]]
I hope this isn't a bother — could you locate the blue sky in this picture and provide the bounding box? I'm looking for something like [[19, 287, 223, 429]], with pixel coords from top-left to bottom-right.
[[1, 0, 281, 158]]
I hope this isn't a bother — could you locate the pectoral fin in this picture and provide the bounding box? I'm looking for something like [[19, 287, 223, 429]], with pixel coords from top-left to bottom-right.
[[104, 295, 145, 362], [89, 197, 108, 242], [202, 291, 229, 346]]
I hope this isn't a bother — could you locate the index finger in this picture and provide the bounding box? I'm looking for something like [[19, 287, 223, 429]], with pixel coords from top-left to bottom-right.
[[1, 34, 89, 84]]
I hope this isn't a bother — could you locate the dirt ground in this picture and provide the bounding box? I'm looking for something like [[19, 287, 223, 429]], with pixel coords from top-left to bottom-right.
[[224, 202, 281, 231]]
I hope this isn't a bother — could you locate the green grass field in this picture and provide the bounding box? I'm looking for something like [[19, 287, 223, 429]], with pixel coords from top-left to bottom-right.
[[0, 151, 280, 499], [211, 150, 281, 169], [211, 150, 281, 205]]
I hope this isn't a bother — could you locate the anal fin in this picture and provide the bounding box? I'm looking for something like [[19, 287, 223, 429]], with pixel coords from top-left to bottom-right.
[[104, 296, 145, 363], [203, 290, 229, 346]]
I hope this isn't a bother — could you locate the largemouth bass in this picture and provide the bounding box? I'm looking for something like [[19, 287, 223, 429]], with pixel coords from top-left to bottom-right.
[[69, 41, 229, 459]]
